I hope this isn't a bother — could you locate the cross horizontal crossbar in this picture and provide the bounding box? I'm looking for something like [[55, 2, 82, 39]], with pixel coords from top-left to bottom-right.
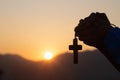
[[69, 45, 82, 50]]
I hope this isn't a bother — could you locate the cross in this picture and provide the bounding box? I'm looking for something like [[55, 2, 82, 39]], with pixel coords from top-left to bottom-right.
[[69, 37, 82, 64]]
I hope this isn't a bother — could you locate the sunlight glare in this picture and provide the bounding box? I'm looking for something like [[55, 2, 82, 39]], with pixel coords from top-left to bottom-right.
[[44, 51, 53, 60]]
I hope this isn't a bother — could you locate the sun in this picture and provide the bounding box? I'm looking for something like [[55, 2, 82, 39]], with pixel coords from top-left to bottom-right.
[[44, 51, 53, 60]]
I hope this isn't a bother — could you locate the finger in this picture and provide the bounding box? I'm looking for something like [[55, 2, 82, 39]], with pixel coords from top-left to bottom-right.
[[88, 12, 96, 18], [75, 17, 96, 36], [75, 22, 92, 36], [76, 27, 96, 38], [79, 19, 84, 23], [96, 12, 106, 19], [78, 35, 96, 44], [78, 36, 90, 41], [77, 19, 84, 27], [88, 12, 103, 23], [83, 39, 96, 46], [95, 12, 110, 24]]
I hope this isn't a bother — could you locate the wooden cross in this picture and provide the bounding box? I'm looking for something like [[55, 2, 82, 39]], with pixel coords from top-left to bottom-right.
[[69, 37, 82, 64]]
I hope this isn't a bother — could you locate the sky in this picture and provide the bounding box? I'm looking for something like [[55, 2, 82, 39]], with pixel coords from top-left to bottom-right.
[[0, 0, 120, 61]]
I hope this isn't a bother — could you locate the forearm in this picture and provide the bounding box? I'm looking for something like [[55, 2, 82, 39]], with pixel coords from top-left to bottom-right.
[[97, 27, 120, 72], [97, 44, 120, 72]]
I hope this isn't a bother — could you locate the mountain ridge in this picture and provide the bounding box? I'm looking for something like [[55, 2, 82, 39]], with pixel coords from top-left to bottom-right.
[[0, 50, 120, 80]]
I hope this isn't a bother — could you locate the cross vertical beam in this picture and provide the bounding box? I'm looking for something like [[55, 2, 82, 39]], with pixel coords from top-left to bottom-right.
[[69, 37, 82, 64]]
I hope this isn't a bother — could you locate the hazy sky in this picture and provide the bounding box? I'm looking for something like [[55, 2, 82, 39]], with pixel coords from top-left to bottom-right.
[[0, 0, 120, 61]]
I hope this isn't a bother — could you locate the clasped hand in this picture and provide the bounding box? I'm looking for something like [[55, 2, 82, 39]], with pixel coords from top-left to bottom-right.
[[75, 12, 112, 47]]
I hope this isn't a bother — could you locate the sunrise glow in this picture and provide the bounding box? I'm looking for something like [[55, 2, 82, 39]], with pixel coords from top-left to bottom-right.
[[44, 51, 53, 60], [0, 0, 119, 61]]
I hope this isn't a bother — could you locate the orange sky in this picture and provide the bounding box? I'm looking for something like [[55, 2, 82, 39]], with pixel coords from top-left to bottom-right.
[[0, 0, 120, 61]]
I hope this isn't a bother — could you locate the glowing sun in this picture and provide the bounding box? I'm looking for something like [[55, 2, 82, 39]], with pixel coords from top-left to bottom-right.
[[44, 51, 53, 60]]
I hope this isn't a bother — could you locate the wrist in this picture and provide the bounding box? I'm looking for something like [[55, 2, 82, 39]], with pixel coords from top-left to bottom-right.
[[94, 25, 113, 48]]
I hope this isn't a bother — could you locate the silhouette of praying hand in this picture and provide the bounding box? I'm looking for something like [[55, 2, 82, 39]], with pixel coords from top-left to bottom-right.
[[75, 12, 112, 48]]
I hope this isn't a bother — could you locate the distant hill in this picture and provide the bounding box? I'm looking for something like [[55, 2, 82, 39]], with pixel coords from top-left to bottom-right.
[[0, 50, 120, 80]]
